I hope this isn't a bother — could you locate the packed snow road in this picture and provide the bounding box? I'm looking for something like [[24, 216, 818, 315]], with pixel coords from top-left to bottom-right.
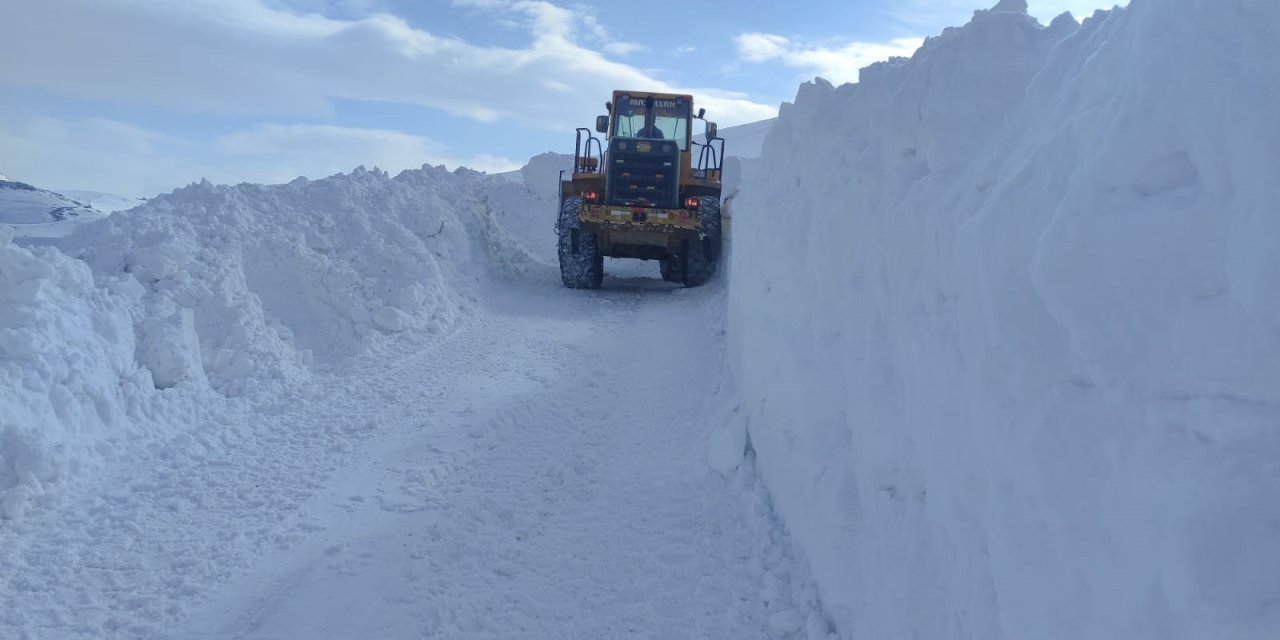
[[1, 264, 822, 639]]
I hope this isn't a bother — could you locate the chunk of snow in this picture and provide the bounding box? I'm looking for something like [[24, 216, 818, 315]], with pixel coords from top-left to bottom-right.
[[139, 309, 204, 389], [707, 406, 749, 474], [371, 304, 412, 333], [2, 484, 36, 520], [767, 609, 804, 633]]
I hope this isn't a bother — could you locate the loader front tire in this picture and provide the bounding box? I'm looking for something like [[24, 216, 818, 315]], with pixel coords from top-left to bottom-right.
[[659, 257, 683, 283], [681, 196, 721, 287], [557, 196, 603, 289]]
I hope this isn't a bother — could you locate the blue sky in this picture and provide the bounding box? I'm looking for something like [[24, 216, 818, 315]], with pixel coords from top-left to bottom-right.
[[0, 0, 1119, 196]]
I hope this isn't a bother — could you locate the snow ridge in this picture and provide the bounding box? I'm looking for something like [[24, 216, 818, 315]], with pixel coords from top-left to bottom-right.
[[729, 1, 1280, 638], [1, 162, 551, 520]]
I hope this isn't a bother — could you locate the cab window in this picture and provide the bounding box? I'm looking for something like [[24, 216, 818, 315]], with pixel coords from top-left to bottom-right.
[[612, 97, 691, 150]]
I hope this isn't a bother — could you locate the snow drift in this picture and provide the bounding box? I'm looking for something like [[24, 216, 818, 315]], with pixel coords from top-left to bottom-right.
[[0, 162, 552, 519], [727, 1, 1280, 639]]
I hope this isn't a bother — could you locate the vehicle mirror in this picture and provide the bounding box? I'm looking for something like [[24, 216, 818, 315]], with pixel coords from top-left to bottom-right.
[[706, 122, 718, 139], [596, 115, 609, 134]]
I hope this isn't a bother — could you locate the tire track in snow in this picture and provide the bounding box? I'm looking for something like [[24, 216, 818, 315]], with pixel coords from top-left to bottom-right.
[[184, 274, 826, 639], [1, 271, 826, 639]]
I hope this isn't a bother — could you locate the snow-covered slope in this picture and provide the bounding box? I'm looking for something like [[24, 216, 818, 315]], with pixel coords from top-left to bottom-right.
[[0, 163, 551, 520], [727, 1, 1280, 639], [58, 189, 146, 214], [0, 179, 106, 242]]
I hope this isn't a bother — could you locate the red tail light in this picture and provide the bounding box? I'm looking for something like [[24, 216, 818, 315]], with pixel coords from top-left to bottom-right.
[[685, 197, 699, 209], [583, 191, 599, 203]]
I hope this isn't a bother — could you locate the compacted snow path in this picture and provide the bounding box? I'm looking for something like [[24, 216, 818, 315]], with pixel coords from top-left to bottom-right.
[[183, 271, 821, 639], [2, 265, 822, 639]]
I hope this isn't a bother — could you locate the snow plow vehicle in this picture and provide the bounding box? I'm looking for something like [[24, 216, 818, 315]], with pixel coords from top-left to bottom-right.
[[556, 90, 725, 288]]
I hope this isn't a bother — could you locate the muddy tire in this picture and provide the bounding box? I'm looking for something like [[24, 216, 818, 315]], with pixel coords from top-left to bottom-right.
[[557, 196, 603, 289]]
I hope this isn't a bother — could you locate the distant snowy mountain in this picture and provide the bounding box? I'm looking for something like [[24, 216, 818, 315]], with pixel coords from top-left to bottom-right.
[[0, 179, 93, 223], [0, 179, 107, 243], [58, 189, 145, 214]]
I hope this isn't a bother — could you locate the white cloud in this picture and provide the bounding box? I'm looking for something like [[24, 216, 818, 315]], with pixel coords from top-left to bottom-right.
[[581, 12, 644, 56], [681, 88, 778, 127], [0, 117, 517, 196], [451, 0, 512, 9], [0, 116, 212, 196], [734, 33, 925, 86], [275, 0, 389, 19], [0, 0, 774, 130], [216, 123, 520, 181], [603, 41, 645, 56], [736, 33, 791, 62], [0, 0, 779, 194]]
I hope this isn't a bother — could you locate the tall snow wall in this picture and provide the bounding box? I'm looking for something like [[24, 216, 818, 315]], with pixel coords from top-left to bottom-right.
[[0, 162, 552, 519], [727, 1, 1280, 638]]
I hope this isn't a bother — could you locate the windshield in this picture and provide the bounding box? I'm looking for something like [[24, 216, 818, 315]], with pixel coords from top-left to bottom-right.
[[612, 96, 691, 150]]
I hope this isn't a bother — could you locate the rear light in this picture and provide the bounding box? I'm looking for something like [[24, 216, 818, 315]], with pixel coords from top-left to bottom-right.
[[583, 191, 598, 203], [685, 197, 700, 209]]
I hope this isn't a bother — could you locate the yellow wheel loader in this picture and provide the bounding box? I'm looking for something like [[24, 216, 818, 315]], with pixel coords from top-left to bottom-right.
[[556, 90, 724, 289]]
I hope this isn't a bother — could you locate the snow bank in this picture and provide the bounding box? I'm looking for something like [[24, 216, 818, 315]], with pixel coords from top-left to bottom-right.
[[0, 162, 550, 519], [0, 229, 149, 518], [506, 152, 572, 263], [728, 1, 1280, 638]]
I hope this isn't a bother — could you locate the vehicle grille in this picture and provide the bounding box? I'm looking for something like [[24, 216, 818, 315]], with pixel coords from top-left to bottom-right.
[[605, 138, 680, 209]]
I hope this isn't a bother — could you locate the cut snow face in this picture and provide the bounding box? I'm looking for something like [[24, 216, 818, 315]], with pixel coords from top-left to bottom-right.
[[695, 118, 776, 161], [728, 1, 1280, 639]]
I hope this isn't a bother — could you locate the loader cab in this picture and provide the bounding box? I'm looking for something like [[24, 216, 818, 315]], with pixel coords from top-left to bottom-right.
[[608, 94, 692, 150], [594, 92, 721, 176]]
